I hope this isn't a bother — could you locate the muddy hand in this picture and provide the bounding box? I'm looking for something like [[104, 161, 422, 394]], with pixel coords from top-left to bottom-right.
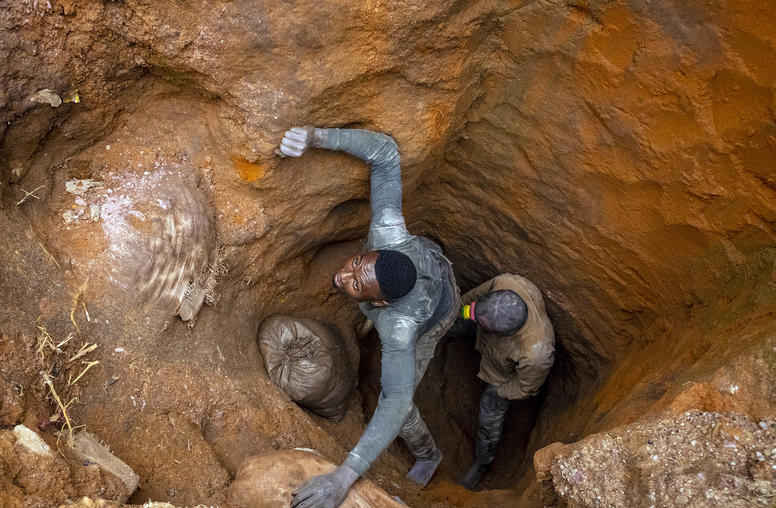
[[279, 126, 316, 157], [291, 465, 359, 508]]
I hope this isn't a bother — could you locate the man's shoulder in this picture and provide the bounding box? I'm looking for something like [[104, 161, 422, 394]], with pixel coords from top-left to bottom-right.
[[494, 274, 543, 301], [391, 236, 447, 267], [494, 273, 532, 287], [414, 235, 443, 253], [512, 311, 555, 356]]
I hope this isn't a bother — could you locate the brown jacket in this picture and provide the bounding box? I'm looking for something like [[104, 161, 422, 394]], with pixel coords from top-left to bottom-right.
[[462, 274, 555, 400]]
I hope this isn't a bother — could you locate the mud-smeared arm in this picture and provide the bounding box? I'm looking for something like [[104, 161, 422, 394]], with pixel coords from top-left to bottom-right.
[[342, 317, 417, 474], [279, 126, 409, 248]]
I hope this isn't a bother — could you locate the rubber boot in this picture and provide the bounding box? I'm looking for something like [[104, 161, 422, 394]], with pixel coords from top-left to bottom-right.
[[458, 460, 489, 490], [459, 384, 509, 490], [406, 447, 443, 487], [400, 405, 443, 487]]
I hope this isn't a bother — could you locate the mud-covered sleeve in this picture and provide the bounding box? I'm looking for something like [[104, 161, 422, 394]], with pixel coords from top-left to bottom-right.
[[317, 128, 410, 248], [496, 342, 554, 400], [342, 317, 417, 475]]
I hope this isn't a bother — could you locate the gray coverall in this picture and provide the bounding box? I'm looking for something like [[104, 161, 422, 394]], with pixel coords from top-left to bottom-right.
[[316, 128, 460, 477], [462, 274, 555, 465]]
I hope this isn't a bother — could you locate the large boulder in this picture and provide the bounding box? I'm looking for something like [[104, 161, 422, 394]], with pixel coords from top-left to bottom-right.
[[227, 450, 404, 508]]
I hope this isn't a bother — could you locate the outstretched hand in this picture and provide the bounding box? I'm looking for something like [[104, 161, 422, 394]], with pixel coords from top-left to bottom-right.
[[291, 465, 359, 508], [278, 126, 316, 157]]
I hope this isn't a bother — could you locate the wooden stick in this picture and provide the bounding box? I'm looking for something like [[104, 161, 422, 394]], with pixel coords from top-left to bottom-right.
[[37, 242, 61, 268], [16, 185, 44, 206]]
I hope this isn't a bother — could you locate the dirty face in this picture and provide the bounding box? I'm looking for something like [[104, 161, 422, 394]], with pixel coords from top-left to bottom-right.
[[332, 250, 387, 305]]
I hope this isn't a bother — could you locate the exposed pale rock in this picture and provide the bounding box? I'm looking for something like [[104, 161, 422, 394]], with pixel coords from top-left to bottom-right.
[[66, 179, 104, 196], [13, 424, 52, 456], [29, 89, 62, 107]]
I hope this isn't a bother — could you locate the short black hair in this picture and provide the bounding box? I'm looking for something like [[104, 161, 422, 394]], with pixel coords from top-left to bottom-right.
[[374, 250, 417, 301], [475, 289, 528, 335]]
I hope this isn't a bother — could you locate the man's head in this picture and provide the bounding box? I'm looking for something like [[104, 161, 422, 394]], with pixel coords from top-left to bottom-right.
[[463, 289, 528, 336], [332, 249, 417, 306]]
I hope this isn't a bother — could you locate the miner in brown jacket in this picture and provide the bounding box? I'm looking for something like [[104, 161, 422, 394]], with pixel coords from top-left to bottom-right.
[[456, 273, 555, 489]]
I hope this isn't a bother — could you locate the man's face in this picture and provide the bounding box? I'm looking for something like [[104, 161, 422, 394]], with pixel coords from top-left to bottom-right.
[[332, 250, 386, 304]]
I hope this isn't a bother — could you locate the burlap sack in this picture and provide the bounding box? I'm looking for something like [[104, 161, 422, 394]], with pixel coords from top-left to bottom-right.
[[227, 450, 404, 508], [258, 315, 352, 421]]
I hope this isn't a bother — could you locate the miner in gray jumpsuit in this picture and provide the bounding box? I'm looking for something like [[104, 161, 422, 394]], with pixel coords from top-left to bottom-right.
[[456, 274, 555, 489], [278, 126, 460, 508]]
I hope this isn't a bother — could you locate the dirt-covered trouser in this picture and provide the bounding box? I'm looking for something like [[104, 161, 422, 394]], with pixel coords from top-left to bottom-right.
[[397, 355, 437, 460], [474, 384, 510, 465], [400, 268, 461, 461], [398, 326, 455, 461]]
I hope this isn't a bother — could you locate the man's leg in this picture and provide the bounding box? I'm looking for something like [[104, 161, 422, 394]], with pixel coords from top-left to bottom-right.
[[400, 356, 443, 486], [400, 403, 443, 486], [403, 273, 460, 486], [460, 384, 510, 490]]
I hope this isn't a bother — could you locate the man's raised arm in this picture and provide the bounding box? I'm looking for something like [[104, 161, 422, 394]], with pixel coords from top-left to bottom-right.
[[279, 126, 409, 247]]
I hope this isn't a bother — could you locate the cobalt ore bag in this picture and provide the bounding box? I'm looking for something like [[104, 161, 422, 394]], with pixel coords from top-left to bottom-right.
[[258, 315, 352, 421]]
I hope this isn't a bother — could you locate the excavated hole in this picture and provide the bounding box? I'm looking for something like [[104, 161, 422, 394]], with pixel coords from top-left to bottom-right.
[[3, 3, 774, 504], [297, 233, 591, 492], [356, 327, 542, 489]]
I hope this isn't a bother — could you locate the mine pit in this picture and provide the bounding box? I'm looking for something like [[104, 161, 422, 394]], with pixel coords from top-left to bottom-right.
[[2, 1, 776, 507]]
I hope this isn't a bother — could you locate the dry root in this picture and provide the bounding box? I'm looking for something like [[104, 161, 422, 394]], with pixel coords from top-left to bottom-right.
[[35, 318, 73, 360], [68, 342, 98, 363], [69, 360, 100, 387], [40, 370, 75, 445]]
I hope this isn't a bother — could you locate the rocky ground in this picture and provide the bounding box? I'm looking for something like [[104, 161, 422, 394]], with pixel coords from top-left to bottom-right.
[[536, 410, 776, 507]]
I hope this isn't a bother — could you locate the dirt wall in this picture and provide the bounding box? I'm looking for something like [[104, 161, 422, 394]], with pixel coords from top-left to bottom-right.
[[1, 0, 775, 506]]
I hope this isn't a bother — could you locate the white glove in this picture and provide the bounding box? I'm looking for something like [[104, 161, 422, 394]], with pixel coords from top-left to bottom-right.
[[278, 126, 318, 157]]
